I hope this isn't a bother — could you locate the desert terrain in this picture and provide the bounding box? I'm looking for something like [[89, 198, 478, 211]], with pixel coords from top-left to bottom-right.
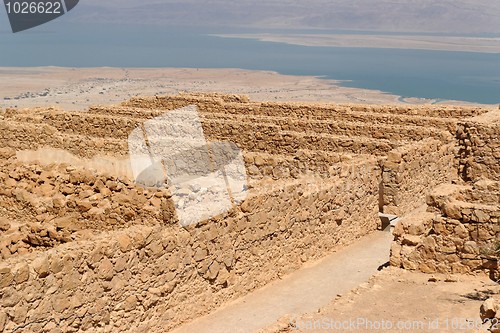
[[0, 67, 492, 112]]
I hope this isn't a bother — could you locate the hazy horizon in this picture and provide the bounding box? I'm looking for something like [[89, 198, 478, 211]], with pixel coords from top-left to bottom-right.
[[73, 0, 500, 34], [2, 1, 499, 35]]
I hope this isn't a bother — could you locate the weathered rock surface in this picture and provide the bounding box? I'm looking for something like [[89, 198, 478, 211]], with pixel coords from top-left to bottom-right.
[[0, 93, 497, 332]]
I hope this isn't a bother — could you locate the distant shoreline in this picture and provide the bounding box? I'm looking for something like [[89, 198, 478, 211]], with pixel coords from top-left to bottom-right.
[[0, 67, 495, 111], [212, 33, 500, 54]]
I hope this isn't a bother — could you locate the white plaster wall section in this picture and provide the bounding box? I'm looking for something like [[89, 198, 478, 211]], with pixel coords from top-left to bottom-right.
[[128, 105, 248, 227]]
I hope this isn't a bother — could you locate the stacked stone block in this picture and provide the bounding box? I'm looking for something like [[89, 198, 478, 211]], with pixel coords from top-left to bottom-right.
[[391, 182, 499, 276]]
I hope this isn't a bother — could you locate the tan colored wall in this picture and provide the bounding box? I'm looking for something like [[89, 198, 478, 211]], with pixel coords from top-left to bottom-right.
[[457, 111, 500, 182], [3, 107, 399, 159], [123, 96, 461, 132], [245, 151, 379, 181], [0, 158, 381, 332], [13, 147, 366, 189], [381, 139, 457, 216], [391, 183, 499, 275], [4, 108, 399, 157], [10, 111, 142, 140], [124, 93, 488, 119], [0, 120, 127, 158], [0, 156, 175, 260]]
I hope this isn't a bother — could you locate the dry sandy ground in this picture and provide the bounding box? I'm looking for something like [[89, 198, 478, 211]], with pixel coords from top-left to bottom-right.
[[260, 268, 499, 333], [0, 67, 490, 111]]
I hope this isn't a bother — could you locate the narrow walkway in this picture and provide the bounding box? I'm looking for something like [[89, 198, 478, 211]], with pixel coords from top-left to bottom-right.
[[169, 231, 393, 333]]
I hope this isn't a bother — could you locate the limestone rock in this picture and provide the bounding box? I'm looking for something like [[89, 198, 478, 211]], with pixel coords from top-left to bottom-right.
[[0, 218, 10, 232], [53, 216, 79, 232], [14, 264, 30, 284], [32, 257, 50, 278], [117, 234, 132, 252], [0, 311, 7, 332], [480, 298, 498, 321], [98, 258, 114, 281], [402, 235, 421, 246], [123, 295, 137, 311], [0, 266, 14, 288], [52, 296, 71, 313]]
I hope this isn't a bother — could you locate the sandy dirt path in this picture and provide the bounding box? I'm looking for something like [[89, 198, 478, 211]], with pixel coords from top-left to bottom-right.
[[168, 231, 393, 333]]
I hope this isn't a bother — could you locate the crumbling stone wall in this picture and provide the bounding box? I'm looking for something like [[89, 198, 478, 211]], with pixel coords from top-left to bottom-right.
[[390, 108, 499, 276], [0, 158, 380, 332], [123, 95, 473, 134], [391, 182, 499, 276], [381, 139, 457, 216], [0, 155, 175, 261], [124, 93, 490, 119], [457, 112, 500, 182], [6, 110, 447, 143], [0, 119, 127, 159], [243, 151, 374, 180]]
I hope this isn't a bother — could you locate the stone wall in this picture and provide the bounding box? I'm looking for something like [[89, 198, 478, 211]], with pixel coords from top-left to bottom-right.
[[0, 155, 176, 261], [13, 147, 371, 188], [381, 139, 457, 216], [123, 93, 490, 119], [0, 119, 127, 159], [391, 182, 499, 276], [457, 111, 500, 182], [8, 109, 449, 143], [122, 95, 463, 132], [0, 158, 380, 333], [3, 107, 398, 158]]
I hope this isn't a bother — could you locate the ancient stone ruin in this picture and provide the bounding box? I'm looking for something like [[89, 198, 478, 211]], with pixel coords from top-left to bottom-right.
[[0, 93, 498, 332], [391, 111, 499, 277]]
